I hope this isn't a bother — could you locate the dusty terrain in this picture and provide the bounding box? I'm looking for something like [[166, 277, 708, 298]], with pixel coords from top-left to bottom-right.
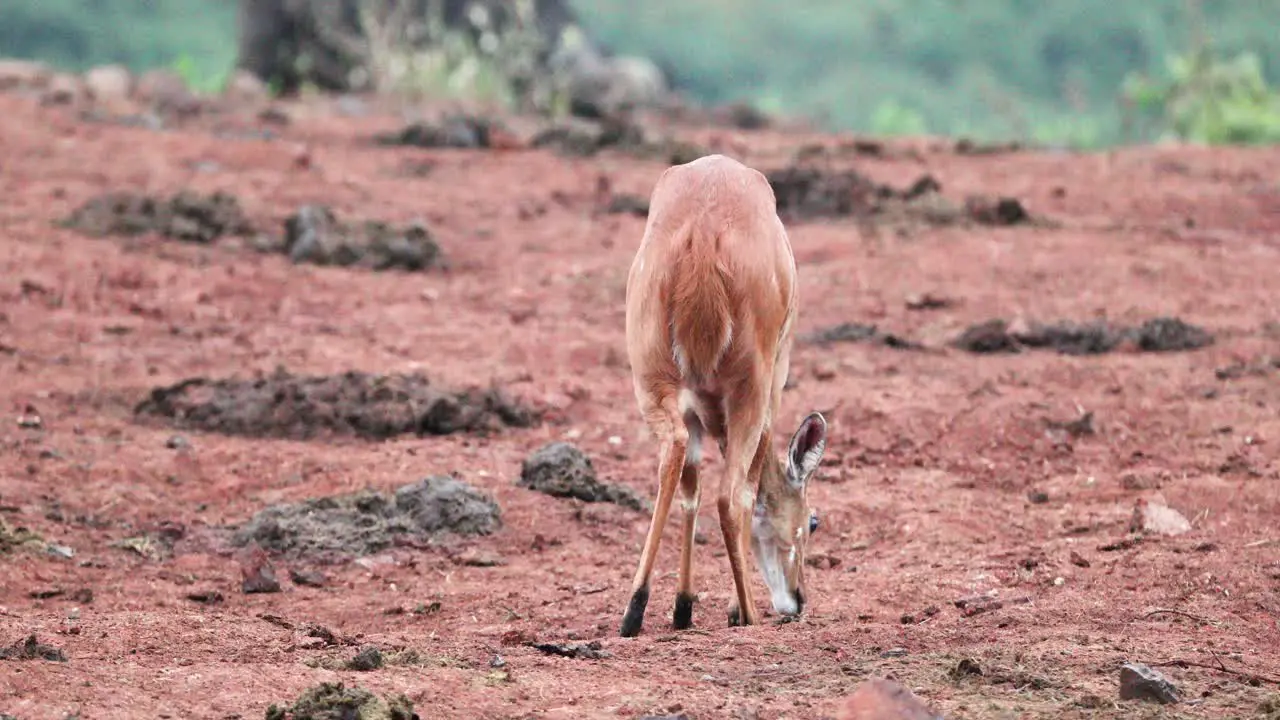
[[1, 84, 1278, 720]]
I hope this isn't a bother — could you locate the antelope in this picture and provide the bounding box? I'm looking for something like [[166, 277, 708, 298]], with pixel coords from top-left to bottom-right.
[[619, 154, 828, 637]]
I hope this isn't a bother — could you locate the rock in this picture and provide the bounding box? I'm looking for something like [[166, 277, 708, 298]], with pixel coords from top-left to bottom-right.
[[346, 645, 384, 671], [0, 634, 67, 662], [83, 64, 134, 105], [41, 73, 84, 106], [835, 678, 945, 720], [223, 69, 269, 104], [374, 114, 505, 149], [1119, 662, 1180, 704], [0, 59, 52, 91], [518, 442, 647, 511], [904, 292, 953, 311], [964, 196, 1030, 226], [531, 640, 611, 659], [135, 69, 188, 102], [134, 69, 201, 116], [812, 362, 838, 381], [289, 568, 327, 587], [1133, 498, 1192, 536], [564, 53, 668, 118], [240, 546, 282, 594], [186, 590, 225, 605], [604, 193, 649, 217]]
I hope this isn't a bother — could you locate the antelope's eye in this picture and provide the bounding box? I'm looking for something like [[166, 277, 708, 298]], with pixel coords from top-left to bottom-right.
[[809, 512, 819, 534]]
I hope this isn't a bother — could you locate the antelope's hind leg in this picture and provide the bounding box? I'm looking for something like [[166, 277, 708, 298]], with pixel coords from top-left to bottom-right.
[[673, 409, 705, 630], [620, 397, 688, 638]]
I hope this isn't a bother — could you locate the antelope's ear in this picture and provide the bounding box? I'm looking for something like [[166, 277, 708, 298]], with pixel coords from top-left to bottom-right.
[[786, 412, 827, 488]]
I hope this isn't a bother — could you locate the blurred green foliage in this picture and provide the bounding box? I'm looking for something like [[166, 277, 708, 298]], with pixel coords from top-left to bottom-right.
[[0, 0, 237, 89], [1124, 49, 1280, 145], [2, 0, 1278, 147]]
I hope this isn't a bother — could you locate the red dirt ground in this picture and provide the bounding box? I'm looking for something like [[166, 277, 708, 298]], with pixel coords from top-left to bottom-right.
[[1, 89, 1278, 720]]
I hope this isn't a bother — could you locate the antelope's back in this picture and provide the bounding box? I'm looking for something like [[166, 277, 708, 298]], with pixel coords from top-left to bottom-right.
[[625, 155, 797, 384]]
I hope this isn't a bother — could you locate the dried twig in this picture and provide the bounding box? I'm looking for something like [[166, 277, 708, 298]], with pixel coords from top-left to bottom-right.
[[1149, 658, 1280, 686], [1143, 608, 1221, 626]]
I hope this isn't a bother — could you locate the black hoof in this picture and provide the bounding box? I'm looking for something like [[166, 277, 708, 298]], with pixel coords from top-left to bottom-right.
[[673, 592, 696, 630], [619, 585, 650, 638], [727, 604, 742, 627]]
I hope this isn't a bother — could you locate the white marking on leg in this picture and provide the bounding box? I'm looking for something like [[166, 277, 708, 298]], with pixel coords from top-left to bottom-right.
[[685, 436, 702, 466], [672, 341, 690, 376], [713, 321, 734, 368]]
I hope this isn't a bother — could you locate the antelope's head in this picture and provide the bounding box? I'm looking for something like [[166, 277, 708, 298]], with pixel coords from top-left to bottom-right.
[[751, 411, 827, 617]]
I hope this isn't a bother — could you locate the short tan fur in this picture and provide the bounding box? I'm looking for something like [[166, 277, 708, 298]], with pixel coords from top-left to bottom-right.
[[620, 154, 828, 637]]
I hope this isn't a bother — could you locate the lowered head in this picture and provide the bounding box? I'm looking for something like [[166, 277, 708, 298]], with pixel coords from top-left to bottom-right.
[[750, 411, 828, 617]]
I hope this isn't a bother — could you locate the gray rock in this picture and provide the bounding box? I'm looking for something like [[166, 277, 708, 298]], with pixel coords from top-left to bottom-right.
[[83, 64, 133, 102], [41, 73, 84, 106], [1119, 662, 1180, 704], [518, 442, 647, 511], [347, 645, 384, 671]]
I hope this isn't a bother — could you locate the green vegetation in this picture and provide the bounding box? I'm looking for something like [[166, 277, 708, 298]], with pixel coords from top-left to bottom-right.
[[0, 0, 236, 88], [3, 0, 1279, 147], [1124, 48, 1280, 145]]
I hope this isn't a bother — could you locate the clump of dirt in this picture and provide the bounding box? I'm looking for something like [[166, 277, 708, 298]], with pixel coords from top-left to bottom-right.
[[278, 205, 444, 272], [764, 161, 1033, 228], [954, 138, 1029, 155], [232, 475, 502, 560], [518, 442, 648, 512], [531, 117, 706, 164], [1, 634, 67, 662], [953, 317, 1214, 355], [801, 322, 922, 350], [133, 369, 536, 441], [964, 195, 1031, 225], [346, 645, 384, 671], [264, 681, 417, 720], [604, 193, 650, 217], [0, 518, 45, 553], [1011, 321, 1123, 355], [1133, 317, 1216, 352], [60, 190, 253, 243], [240, 546, 282, 594], [531, 640, 611, 660], [373, 114, 506, 150], [766, 164, 902, 219]]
